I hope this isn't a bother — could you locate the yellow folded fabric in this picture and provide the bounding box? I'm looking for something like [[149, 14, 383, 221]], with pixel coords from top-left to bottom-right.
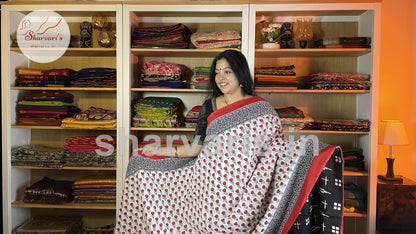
[[74, 178, 116, 185]]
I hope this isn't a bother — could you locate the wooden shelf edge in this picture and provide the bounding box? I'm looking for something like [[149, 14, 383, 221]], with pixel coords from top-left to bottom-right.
[[12, 200, 116, 210], [344, 170, 368, 176], [131, 48, 240, 57], [255, 48, 371, 57], [130, 127, 368, 135], [131, 88, 369, 94], [344, 212, 367, 218], [131, 88, 210, 93], [12, 166, 116, 171], [11, 125, 117, 130], [10, 47, 116, 56], [11, 87, 117, 91]]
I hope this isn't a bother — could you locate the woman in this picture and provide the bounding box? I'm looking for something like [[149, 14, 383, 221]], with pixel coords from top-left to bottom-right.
[[116, 50, 342, 233], [141, 49, 258, 158]]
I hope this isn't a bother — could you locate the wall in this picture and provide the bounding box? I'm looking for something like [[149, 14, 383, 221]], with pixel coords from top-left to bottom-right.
[[378, 0, 416, 180]]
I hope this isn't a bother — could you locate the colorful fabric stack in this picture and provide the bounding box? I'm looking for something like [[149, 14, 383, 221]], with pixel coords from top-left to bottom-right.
[[190, 30, 241, 49], [192, 66, 211, 90], [23, 177, 73, 204], [16, 68, 74, 87], [72, 178, 116, 204], [17, 91, 80, 126], [275, 106, 313, 129], [308, 72, 371, 90], [132, 96, 183, 128], [61, 106, 116, 129], [306, 119, 371, 132], [255, 65, 298, 89], [140, 61, 188, 88], [184, 105, 201, 128], [63, 136, 116, 168], [11, 145, 66, 168], [70, 67, 116, 88], [314, 37, 371, 48], [342, 147, 365, 171], [131, 23, 191, 48]]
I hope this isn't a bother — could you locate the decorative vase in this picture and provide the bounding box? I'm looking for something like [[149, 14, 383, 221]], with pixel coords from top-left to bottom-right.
[[262, 43, 280, 49], [295, 17, 313, 48]]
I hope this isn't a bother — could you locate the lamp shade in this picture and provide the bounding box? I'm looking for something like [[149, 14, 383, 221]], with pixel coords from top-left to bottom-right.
[[379, 120, 409, 146]]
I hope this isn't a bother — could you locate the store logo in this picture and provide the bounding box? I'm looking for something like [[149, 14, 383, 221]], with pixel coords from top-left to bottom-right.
[[17, 9, 70, 63]]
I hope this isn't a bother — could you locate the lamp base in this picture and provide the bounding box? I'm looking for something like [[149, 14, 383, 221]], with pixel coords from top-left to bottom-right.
[[378, 174, 403, 183]]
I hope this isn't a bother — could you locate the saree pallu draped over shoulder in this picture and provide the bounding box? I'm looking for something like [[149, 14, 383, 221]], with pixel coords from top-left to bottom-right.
[[116, 96, 342, 234]]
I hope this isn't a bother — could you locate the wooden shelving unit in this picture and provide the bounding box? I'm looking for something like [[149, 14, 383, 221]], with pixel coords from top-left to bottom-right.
[[2, 1, 380, 233]]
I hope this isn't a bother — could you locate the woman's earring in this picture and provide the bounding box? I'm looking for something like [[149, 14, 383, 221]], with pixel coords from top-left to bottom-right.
[[239, 84, 243, 88]]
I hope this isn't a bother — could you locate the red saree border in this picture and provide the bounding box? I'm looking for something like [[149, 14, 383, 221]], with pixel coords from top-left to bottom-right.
[[207, 96, 266, 127], [281, 144, 342, 234]]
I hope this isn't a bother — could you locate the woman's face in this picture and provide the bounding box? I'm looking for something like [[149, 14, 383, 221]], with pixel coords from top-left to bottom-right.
[[214, 58, 240, 95]]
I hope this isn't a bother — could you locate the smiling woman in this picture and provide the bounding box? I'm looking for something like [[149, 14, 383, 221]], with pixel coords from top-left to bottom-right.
[[117, 50, 344, 233]]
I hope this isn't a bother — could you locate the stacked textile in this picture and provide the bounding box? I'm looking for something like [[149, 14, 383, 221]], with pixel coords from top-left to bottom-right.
[[13, 215, 82, 234], [23, 177, 73, 204], [131, 23, 191, 48], [61, 106, 116, 129], [306, 119, 371, 132], [275, 106, 313, 129], [82, 224, 115, 234], [190, 30, 241, 49], [255, 65, 298, 89], [344, 183, 367, 214], [72, 178, 116, 204], [342, 147, 365, 171], [308, 72, 371, 90], [192, 66, 211, 90], [70, 67, 116, 88], [132, 96, 183, 128], [63, 136, 116, 168], [17, 91, 80, 126], [314, 37, 371, 48], [11, 145, 66, 168], [16, 68, 74, 87], [140, 61, 188, 88], [184, 105, 201, 128]]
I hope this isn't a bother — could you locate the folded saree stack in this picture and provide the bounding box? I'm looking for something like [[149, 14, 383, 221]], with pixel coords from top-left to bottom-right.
[[184, 105, 201, 128], [70, 67, 116, 88], [17, 91, 80, 126], [11, 145, 66, 168], [190, 30, 241, 49], [61, 106, 116, 129], [140, 61, 188, 88], [192, 66, 211, 90], [344, 183, 367, 214], [342, 147, 365, 171], [308, 72, 371, 90], [23, 177, 73, 204], [13, 215, 83, 234], [306, 119, 371, 132], [131, 23, 191, 48], [275, 106, 313, 129], [63, 136, 116, 168], [16, 68, 74, 87], [72, 178, 116, 204], [255, 65, 298, 89], [132, 96, 183, 128]]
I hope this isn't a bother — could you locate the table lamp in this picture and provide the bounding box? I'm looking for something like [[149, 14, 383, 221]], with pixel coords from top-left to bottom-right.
[[378, 120, 408, 183]]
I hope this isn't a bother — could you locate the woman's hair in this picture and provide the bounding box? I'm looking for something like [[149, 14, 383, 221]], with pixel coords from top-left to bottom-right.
[[209, 50, 255, 97]]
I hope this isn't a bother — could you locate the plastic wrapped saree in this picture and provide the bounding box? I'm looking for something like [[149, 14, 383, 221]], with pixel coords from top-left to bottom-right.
[[116, 96, 342, 233]]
